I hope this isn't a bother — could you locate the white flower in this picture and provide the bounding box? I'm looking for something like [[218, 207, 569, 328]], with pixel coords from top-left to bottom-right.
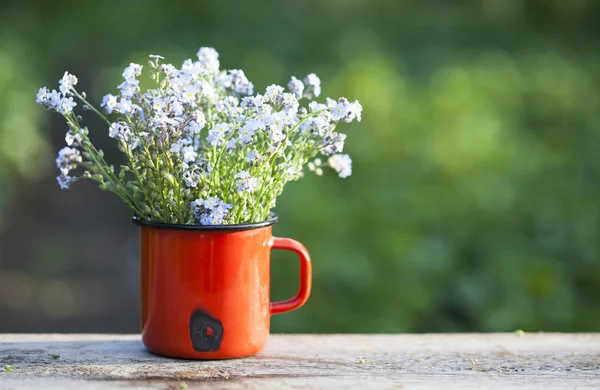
[[160, 64, 177, 76], [197, 47, 220, 72], [236, 171, 258, 192], [101, 94, 118, 114], [328, 154, 352, 178], [123, 63, 143, 80], [195, 111, 206, 127], [303, 73, 321, 98], [268, 126, 285, 144], [59, 72, 78, 96], [149, 54, 165, 59], [346, 100, 362, 123], [65, 129, 82, 146], [308, 101, 327, 112], [182, 145, 197, 163], [287, 76, 304, 99], [36, 87, 48, 104], [58, 97, 77, 115]]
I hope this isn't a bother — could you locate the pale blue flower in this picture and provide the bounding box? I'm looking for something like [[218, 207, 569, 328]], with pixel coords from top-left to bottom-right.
[[123, 63, 143, 80], [58, 97, 77, 115], [236, 171, 258, 192], [180, 85, 200, 105], [169, 139, 186, 153], [56, 174, 74, 189], [322, 132, 346, 155], [300, 117, 329, 136], [245, 150, 262, 163], [226, 137, 237, 150], [214, 72, 232, 89], [207, 123, 231, 146], [187, 120, 204, 134], [199, 214, 210, 225], [117, 98, 134, 115], [101, 94, 118, 114], [48, 90, 62, 109], [203, 197, 220, 209], [281, 93, 299, 115], [182, 170, 199, 188], [36, 87, 48, 104], [229, 69, 254, 95], [109, 122, 131, 139], [239, 125, 256, 144], [119, 80, 139, 98], [55, 147, 82, 175], [151, 97, 166, 112], [330, 102, 348, 121], [241, 95, 264, 109], [265, 84, 284, 101], [182, 145, 197, 163], [287, 76, 304, 99]]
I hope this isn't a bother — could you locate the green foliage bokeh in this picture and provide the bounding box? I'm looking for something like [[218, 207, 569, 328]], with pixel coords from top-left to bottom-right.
[[1, 0, 600, 332]]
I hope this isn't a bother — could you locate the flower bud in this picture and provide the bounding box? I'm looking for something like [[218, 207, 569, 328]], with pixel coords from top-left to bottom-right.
[[162, 171, 175, 185]]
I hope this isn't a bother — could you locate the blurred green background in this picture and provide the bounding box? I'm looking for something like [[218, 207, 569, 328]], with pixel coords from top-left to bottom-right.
[[1, 0, 600, 333]]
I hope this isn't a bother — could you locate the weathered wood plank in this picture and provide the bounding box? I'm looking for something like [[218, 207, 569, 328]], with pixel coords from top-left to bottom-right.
[[0, 334, 599, 389]]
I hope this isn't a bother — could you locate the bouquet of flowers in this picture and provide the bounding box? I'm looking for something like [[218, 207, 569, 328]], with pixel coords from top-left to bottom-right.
[[36, 47, 361, 225]]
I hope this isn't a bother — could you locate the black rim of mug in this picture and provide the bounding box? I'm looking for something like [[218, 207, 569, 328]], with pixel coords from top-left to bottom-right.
[[132, 214, 278, 232]]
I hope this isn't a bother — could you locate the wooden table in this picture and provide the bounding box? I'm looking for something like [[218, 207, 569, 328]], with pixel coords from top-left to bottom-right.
[[0, 334, 599, 389]]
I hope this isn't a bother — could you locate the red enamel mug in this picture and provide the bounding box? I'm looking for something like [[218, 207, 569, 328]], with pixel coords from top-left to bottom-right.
[[133, 215, 312, 359]]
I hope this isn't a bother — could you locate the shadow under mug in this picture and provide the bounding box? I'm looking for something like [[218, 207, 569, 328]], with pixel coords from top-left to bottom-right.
[[133, 215, 312, 359]]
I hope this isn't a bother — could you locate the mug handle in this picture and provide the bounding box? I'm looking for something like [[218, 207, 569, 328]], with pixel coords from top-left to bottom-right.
[[269, 237, 312, 315]]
